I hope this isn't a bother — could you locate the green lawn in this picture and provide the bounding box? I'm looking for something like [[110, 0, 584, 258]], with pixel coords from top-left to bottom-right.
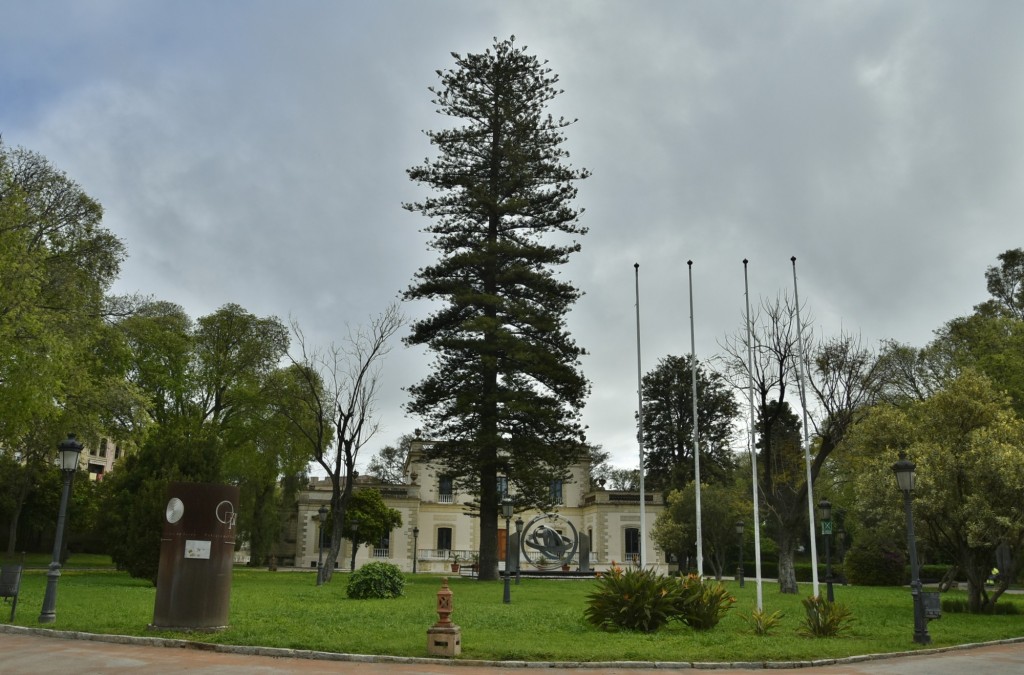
[[8, 569, 1024, 663]]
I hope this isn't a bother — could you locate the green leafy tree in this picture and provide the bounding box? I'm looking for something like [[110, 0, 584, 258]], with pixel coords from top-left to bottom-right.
[[652, 481, 749, 579], [103, 302, 292, 579], [975, 247, 1024, 320], [0, 141, 146, 554], [403, 36, 591, 581], [640, 355, 739, 492], [846, 372, 1024, 611], [343, 488, 403, 570]]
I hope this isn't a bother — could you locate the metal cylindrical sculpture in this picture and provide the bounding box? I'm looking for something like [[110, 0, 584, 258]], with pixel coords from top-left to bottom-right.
[[150, 482, 239, 631]]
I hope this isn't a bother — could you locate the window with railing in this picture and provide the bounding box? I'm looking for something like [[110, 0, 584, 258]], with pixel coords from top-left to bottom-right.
[[497, 475, 508, 498], [438, 475, 454, 503], [550, 479, 563, 505], [625, 527, 640, 560], [373, 532, 391, 558]]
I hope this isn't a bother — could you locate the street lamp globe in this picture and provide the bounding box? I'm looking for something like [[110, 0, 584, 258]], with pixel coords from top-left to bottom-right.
[[892, 453, 916, 493], [818, 499, 832, 521], [58, 434, 83, 472]]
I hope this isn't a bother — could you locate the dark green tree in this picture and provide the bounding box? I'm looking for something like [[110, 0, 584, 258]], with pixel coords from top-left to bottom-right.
[[640, 355, 739, 492], [343, 488, 403, 571], [976, 247, 1024, 320], [403, 37, 590, 581]]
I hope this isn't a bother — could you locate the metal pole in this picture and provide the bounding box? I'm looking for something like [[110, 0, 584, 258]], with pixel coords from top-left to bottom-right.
[[412, 527, 419, 574], [688, 260, 703, 577], [38, 470, 74, 623], [317, 518, 325, 586], [824, 523, 834, 602], [737, 525, 745, 588], [791, 256, 820, 598], [514, 517, 523, 585], [634, 263, 647, 568], [903, 490, 931, 644], [503, 512, 512, 604], [743, 259, 764, 611]]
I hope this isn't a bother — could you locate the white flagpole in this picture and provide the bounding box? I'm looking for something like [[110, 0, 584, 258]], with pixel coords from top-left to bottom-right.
[[634, 263, 647, 569], [743, 259, 764, 610], [688, 260, 703, 577], [791, 256, 819, 598]]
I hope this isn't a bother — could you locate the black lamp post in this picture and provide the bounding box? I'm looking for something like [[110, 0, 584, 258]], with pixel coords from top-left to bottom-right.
[[514, 516, 524, 585], [734, 520, 745, 588], [893, 451, 931, 645], [316, 505, 328, 586], [38, 433, 83, 623], [412, 526, 419, 574], [818, 499, 834, 602], [501, 496, 513, 604]]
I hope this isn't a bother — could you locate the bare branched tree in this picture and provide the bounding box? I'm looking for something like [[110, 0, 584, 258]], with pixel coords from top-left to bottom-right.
[[277, 304, 404, 581], [719, 295, 882, 592]]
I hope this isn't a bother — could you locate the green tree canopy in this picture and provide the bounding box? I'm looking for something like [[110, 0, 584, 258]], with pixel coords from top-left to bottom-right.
[[845, 371, 1024, 612], [640, 355, 739, 492], [342, 488, 403, 570], [403, 37, 590, 581]]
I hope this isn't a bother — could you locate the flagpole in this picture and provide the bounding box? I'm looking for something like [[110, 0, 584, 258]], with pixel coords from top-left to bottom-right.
[[688, 260, 703, 577], [634, 263, 647, 569], [791, 256, 819, 598], [743, 259, 764, 610]]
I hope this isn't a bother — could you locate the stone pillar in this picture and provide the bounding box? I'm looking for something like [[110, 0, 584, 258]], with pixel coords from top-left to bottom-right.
[[579, 532, 591, 573]]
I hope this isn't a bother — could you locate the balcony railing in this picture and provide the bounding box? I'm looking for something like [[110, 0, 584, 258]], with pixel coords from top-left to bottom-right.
[[437, 493, 454, 504], [371, 548, 390, 558]]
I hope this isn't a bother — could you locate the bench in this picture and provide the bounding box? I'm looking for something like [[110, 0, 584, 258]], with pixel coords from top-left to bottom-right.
[[1, 553, 25, 622]]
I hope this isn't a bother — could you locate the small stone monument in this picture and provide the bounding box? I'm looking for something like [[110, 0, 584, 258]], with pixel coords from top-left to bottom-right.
[[427, 577, 461, 657]]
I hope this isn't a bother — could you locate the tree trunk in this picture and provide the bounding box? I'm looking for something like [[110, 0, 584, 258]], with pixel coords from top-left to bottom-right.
[[776, 531, 799, 594], [4, 478, 31, 555]]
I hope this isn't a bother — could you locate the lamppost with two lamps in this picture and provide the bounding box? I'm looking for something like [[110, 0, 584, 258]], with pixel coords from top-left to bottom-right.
[[893, 451, 931, 645], [734, 520, 745, 588], [818, 499, 835, 602], [38, 434, 83, 624]]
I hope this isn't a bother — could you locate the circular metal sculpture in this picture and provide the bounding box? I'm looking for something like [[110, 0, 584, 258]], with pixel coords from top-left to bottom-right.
[[520, 513, 578, 570], [165, 497, 185, 524]]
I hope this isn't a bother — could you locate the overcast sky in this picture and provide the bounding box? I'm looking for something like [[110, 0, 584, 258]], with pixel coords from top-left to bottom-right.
[[3, 1, 1022, 471]]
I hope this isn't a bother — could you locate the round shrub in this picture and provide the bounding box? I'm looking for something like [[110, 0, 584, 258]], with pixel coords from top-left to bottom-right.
[[844, 536, 906, 586], [346, 561, 405, 599]]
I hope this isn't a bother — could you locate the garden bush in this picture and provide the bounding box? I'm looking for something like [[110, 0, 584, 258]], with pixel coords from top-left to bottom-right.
[[584, 564, 682, 632], [345, 561, 405, 599], [678, 574, 736, 630], [584, 566, 735, 633], [798, 595, 854, 637], [843, 536, 906, 586]]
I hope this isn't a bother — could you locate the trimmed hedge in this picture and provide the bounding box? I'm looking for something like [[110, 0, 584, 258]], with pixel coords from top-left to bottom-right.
[[843, 537, 906, 586]]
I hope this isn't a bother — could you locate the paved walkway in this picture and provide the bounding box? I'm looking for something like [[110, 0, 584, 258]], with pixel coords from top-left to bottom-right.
[[2, 628, 1024, 675]]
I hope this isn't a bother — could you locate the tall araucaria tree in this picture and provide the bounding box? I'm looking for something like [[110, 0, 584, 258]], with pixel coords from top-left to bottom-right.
[[403, 36, 591, 581]]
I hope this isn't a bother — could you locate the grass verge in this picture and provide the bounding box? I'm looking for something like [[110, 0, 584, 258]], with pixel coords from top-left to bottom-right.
[[7, 569, 1024, 662]]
